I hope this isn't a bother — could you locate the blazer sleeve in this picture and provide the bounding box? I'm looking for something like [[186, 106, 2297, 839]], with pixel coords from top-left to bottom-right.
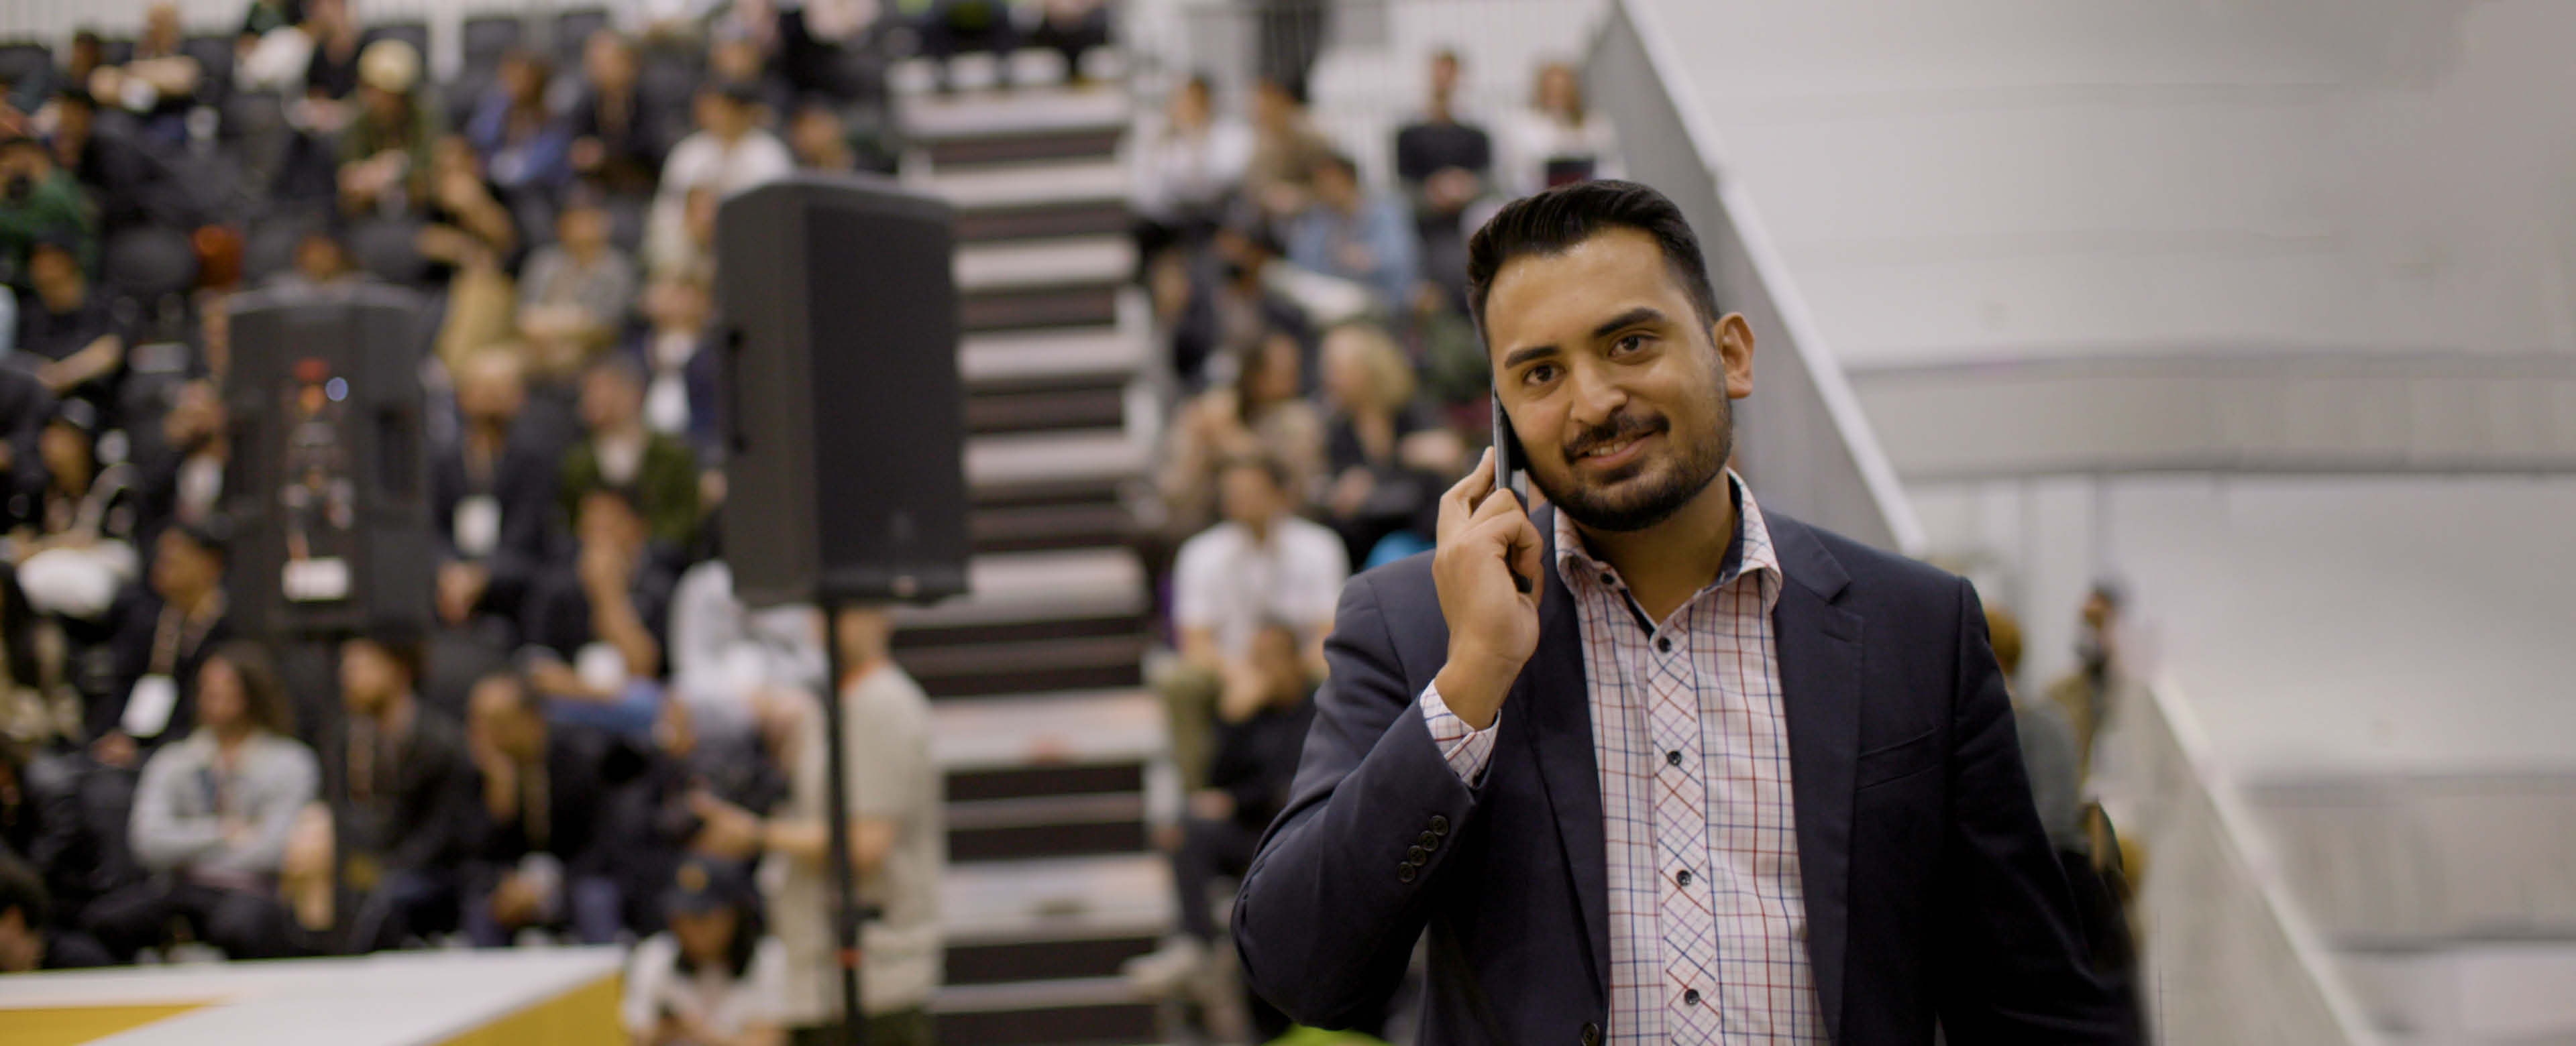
[[1933, 579, 2135, 1042], [1232, 570, 1483, 1029]]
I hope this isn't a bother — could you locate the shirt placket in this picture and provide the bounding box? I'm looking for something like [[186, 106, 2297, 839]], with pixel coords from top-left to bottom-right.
[[1643, 610, 1722, 1043]]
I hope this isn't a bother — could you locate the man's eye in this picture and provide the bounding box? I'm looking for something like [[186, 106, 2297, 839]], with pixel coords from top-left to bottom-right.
[[1611, 334, 1648, 355], [1521, 365, 1558, 386]]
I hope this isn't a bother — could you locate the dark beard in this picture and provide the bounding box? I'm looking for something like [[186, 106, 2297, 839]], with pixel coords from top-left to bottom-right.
[[1536, 398, 1731, 534]]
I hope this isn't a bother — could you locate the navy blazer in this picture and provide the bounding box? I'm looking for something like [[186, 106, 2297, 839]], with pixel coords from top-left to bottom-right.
[[1234, 507, 2129, 1045]]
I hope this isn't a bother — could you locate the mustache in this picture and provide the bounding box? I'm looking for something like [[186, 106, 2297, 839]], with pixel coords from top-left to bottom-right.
[[1561, 410, 1669, 459]]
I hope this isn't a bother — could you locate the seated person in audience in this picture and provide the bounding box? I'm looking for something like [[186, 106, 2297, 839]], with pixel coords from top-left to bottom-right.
[[462, 672, 633, 946], [522, 488, 678, 732], [689, 607, 940, 1043], [1159, 455, 1345, 791], [1125, 620, 1316, 1031], [785, 102, 855, 173], [1030, 0, 1112, 84], [628, 273, 724, 467], [421, 137, 528, 370], [0, 135, 95, 296], [88, 522, 233, 768], [519, 189, 639, 374], [566, 30, 669, 198], [1161, 221, 1308, 391], [333, 632, 484, 951], [46, 90, 179, 237], [1155, 329, 1324, 540], [0, 852, 114, 972], [1316, 322, 1466, 567], [1285, 152, 1417, 316], [1243, 75, 1334, 225], [433, 350, 564, 638], [335, 40, 439, 216], [1394, 49, 1493, 309], [621, 855, 789, 1046], [705, 32, 794, 127], [561, 354, 702, 550], [89, 642, 315, 961], [295, 0, 366, 117], [1499, 60, 1622, 197], [133, 377, 231, 555], [10, 400, 140, 628], [916, 0, 1026, 93], [464, 50, 574, 206], [82, 4, 203, 147], [648, 84, 790, 279], [1130, 74, 1252, 266], [10, 239, 122, 408]]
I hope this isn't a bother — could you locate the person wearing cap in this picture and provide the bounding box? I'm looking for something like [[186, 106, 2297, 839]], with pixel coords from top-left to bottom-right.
[[337, 38, 441, 215], [623, 855, 790, 1046]]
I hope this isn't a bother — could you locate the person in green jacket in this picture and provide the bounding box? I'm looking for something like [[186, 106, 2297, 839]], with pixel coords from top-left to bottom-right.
[[0, 135, 97, 290], [561, 353, 702, 550]]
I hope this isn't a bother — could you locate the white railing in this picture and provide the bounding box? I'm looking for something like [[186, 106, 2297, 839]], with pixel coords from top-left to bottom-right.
[[2093, 679, 2387, 1045]]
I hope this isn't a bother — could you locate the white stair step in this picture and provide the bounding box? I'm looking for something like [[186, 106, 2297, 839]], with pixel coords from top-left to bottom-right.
[[956, 235, 1134, 292], [891, 50, 1128, 97], [943, 853, 1171, 944], [932, 975, 1142, 1013], [896, 547, 1146, 630], [934, 689, 1165, 770], [962, 327, 1146, 385], [917, 159, 1128, 211], [965, 428, 1148, 489], [902, 81, 1128, 140]]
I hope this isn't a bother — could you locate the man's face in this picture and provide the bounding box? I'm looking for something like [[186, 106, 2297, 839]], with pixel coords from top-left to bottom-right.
[[150, 530, 219, 603], [558, 206, 608, 253], [458, 357, 525, 424], [580, 368, 641, 432], [1315, 164, 1358, 211], [1484, 227, 1752, 533], [28, 247, 81, 308], [1219, 464, 1285, 530], [1430, 56, 1459, 103], [339, 641, 400, 713]]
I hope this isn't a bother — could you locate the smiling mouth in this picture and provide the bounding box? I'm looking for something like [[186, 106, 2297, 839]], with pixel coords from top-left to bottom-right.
[[1574, 432, 1652, 469]]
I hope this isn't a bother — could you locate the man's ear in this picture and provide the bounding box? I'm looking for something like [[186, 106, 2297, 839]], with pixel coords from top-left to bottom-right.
[[1710, 312, 1755, 400]]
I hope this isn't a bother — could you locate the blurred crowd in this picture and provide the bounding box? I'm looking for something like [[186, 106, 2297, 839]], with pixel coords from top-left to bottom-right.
[[0, 2, 1114, 1044], [1122, 48, 1621, 1042]]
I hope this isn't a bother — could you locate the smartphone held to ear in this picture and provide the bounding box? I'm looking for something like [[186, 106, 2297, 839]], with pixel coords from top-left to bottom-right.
[[1491, 395, 1534, 594]]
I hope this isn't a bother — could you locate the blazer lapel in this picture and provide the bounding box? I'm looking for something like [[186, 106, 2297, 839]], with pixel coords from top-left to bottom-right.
[[1768, 515, 1864, 1043], [1515, 506, 1613, 1006]]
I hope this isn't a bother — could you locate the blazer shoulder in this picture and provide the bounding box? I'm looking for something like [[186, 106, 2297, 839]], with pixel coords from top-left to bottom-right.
[[1338, 550, 1449, 661], [1773, 512, 1967, 607]]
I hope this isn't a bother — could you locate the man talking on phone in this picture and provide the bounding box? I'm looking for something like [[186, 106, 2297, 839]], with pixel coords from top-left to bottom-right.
[[1232, 180, 2133, 1045]]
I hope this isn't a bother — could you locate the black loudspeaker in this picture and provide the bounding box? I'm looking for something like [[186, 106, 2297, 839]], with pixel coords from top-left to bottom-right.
[[220, 286, 435, 639], [718, 174, 971, 609]]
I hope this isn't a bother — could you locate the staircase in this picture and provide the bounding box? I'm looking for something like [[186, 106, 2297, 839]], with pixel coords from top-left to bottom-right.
[[892, 50, 1173, 1046]]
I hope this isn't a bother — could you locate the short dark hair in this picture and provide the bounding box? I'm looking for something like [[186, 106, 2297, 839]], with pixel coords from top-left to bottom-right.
[[1218, 453, 1291, 494], [1464, 180, 1721, 332], [347, 633, 426, 685], [1311, 152, 1358, 182], [205, 640, 295, 737]]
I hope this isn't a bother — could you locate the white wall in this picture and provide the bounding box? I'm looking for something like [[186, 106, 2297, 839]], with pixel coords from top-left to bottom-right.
[[1913, 473, 2576, 774]]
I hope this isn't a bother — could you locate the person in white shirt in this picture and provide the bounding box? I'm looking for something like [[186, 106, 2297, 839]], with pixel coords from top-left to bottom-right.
[[1130, 74, 1256, 255], [1497, 60, 1623, 198], [1160, 453, 1348, 789], [647, 83, 794, 278], [622, 855, 790, 1046]]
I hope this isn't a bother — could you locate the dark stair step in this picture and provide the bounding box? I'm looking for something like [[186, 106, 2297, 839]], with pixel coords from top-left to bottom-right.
[[967, 386, 1128, 434], [963, 284, 1120, 333]]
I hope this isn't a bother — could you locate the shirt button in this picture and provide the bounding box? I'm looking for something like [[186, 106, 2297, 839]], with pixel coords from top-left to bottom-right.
[[1676, 868, 1693, 887], [1599, 573, 1615, 587], [1666, 750, 1683, 767], [1683, 988, 1702, 1006], [1656, 636, 1673, 653]]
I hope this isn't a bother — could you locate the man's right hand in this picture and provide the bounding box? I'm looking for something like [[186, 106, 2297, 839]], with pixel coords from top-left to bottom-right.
[[1430, 447, 1544, 730]]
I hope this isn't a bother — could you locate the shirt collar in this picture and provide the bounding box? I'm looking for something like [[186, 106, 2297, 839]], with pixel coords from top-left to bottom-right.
[[1551, 470, 1783, 616]]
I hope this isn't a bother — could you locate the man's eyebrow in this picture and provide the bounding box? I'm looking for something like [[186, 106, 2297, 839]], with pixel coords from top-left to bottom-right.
[[1500, 343, 1561, 372], [1591, 306, 1667, 341]]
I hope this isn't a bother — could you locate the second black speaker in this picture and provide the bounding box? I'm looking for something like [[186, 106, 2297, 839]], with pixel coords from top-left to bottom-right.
[[718, 174, 971, 608]]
